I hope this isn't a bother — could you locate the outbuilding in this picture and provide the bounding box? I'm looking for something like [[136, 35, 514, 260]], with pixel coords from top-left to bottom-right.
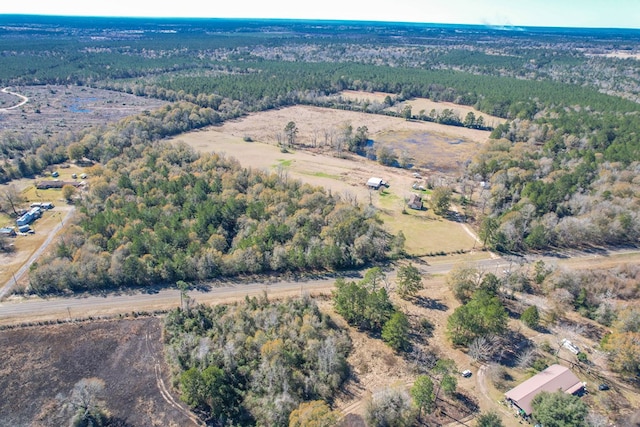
[[505, 364, 584, 416], [407, 193, 423, 210], [367, 177, 388, 190], [16, 212, 34, 226], [18, 224, 32, 234], [0, 227, 16, 237]]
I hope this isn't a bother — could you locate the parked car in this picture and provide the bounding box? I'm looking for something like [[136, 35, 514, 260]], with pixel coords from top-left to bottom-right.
[[598, 383, 610, 391], [461, 370, 472, 378]]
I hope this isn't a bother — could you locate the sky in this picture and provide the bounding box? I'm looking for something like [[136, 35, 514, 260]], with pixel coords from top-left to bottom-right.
[[2, 0, 640, 29]]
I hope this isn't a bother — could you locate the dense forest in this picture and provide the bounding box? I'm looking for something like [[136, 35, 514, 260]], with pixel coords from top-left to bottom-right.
[[29, 134, 397, 292], [164, 295, 350, 426]]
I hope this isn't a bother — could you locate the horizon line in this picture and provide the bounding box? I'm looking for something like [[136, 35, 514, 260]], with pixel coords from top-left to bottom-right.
[[1, 13, 640, 31]]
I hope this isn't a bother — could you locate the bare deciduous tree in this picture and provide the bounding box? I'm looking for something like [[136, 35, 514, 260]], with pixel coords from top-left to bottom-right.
[[469, 335, 495, 363], [516, 347, 538, 368], [0, 184, 26, 216], [69, 377, 107, 419], [365, 387, 416, 427]]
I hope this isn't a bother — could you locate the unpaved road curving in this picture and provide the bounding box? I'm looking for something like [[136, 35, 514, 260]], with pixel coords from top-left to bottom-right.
[[0, 87, 29, 111]]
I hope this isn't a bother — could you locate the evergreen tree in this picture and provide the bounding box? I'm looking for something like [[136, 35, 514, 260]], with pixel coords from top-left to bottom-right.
[[382, 311, 411, 352], [521, 305, 540, 329], [396, 263, 423, 300]]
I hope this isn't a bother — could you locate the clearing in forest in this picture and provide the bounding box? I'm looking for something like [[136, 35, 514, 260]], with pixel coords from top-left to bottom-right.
[[171, 104, 487, 255]]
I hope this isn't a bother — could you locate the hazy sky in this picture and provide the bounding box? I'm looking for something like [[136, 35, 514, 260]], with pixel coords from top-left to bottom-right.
[[2, 0, 640, 29]]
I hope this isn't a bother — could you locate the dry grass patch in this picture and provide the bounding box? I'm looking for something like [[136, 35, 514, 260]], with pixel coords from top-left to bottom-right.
[[381, 209, 477, 255], [338, 90, 507, 128]]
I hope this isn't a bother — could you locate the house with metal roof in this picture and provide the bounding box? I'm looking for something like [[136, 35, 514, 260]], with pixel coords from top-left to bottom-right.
[[504, 364, 584, 416], [366, 177, 388, 190]]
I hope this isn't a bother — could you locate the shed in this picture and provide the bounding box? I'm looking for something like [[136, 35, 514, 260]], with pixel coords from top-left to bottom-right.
[[18, 224, 32, 233], [28, 207, 42, 218], [367, 177, 387, 190], [561, 339, 580, 355], [505, 364, 584, 415], [408, 193, 423, 210], [0, 227, 16, 237]]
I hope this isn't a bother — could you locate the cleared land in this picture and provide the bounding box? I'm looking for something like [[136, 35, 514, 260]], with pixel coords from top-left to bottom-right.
[[339, 90, 507, 129], [172, 104, 487, 255], [0, 85, 167, 135], [0, 317, 199, 427]]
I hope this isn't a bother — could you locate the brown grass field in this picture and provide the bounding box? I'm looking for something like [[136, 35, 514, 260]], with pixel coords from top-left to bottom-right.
[[339, 90, 507, 129]]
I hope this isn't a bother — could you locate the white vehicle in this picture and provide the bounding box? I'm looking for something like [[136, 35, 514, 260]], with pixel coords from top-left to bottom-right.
[[461, 370, 472, 378], [561, 339, 580, 355]]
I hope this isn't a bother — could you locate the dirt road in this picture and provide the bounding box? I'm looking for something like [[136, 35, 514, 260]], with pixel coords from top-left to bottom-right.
[[0, 207, 75, 299], [1, 248, 639, 326], [0, 87, 29, 110]]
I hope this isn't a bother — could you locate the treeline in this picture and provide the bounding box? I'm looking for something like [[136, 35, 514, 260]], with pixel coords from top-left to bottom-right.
[[164, 296, 350, 426], [2, 16, 639, 102], [109, 60, 640, 119], [4, 18, 640, 188], [28, 140, 398, 293]]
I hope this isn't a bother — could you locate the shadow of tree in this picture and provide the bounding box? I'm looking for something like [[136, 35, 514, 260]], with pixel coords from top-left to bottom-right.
[[414, 295, 448, 311]]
